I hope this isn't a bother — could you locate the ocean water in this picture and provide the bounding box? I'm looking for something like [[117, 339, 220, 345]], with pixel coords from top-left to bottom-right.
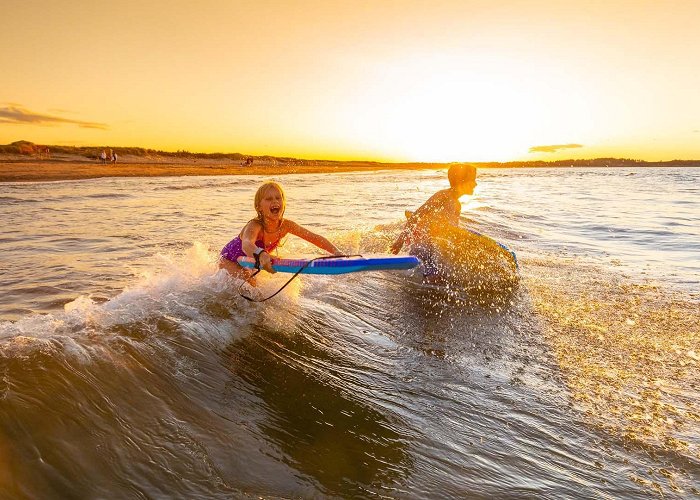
[[0, 167, 698, 498]]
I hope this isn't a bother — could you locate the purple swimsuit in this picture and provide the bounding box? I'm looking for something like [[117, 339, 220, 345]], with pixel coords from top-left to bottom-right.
[[220, 236, 279, 263]]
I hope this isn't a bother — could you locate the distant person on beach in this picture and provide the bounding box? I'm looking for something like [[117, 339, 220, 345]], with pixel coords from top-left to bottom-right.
[[112, 152, 118, 164], [390, 164, 478, 283], [219, 181, 341, 280], [100, 150, 107, 164]]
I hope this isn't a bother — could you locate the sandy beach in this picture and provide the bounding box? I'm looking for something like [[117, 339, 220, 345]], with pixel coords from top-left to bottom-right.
[[0, 157, 446, 183], [4, 148, 697, 183]]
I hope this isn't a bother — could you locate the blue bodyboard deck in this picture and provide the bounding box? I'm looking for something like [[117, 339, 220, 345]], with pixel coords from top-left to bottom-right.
[[237, 254, 419, 275]]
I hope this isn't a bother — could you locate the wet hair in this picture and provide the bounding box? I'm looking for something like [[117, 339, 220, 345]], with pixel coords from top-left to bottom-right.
[[447, 164, 476, 188], [254, 181, 286, 225]]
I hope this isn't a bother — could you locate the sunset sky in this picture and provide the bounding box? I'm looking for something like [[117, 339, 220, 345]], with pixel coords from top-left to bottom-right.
[[2, 0, 699, 162]]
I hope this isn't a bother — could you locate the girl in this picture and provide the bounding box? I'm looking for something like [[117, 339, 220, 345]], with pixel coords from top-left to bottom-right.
[[219, 181, 341, 279]]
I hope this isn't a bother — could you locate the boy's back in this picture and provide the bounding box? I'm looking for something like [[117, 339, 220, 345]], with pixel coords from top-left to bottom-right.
[[406, 188, 461, 241]]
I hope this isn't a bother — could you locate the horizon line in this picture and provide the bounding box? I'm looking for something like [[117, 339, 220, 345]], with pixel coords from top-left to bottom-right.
[[3, 140, 700, 164]]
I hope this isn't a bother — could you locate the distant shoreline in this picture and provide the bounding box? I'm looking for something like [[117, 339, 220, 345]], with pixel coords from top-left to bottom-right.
[[0, 159, 445, 183], [1, 155, 698, 183]]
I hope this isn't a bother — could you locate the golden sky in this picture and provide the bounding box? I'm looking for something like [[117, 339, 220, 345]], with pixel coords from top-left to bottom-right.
[[2, 0, 699, 162]]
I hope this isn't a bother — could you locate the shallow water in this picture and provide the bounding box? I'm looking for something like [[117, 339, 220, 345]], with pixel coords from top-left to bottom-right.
[[0, 167, 698, 497]]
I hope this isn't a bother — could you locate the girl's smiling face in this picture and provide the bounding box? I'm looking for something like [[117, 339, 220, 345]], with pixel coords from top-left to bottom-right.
[[256, 185, 285, 222]]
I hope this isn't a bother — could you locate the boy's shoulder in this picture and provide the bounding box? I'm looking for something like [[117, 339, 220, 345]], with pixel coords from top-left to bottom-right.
[[428, 188, 457, 205]]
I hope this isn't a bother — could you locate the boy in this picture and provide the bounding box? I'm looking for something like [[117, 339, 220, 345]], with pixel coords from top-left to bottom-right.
[[390, 164, 477, 283]]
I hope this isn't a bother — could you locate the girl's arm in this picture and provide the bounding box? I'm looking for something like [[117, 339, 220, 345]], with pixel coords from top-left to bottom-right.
[[286, 220, 342, 255], [240, 220, 275, 273], [240, 220, 262, 256]]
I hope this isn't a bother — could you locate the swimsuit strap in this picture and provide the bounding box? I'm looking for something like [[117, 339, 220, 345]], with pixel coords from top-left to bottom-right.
[[256, 237, 280, 251], [240, 218, 283, 251]]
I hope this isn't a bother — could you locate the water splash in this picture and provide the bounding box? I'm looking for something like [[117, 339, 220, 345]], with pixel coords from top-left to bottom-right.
[[0, 242, 299, 356]]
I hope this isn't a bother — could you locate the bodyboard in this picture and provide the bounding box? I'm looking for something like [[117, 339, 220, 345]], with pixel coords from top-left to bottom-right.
[[237, 254, 419, 275], [404, 211, 518, 288]]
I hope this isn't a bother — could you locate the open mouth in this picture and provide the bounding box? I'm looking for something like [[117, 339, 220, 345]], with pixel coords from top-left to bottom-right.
[[270, 206, 281, 215]]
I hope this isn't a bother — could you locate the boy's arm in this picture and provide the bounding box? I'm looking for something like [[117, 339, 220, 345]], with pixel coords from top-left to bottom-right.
[[390, 231, 406, 254], [286, 220, 342, 255], [391, 198, 433, 254], [391, 208, 420, 254]]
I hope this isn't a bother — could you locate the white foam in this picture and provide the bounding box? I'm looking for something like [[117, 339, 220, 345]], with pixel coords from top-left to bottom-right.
[[0, 244, 240, 351]]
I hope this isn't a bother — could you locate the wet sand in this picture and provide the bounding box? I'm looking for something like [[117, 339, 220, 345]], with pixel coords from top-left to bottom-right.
[[0, 160, 443, 183]]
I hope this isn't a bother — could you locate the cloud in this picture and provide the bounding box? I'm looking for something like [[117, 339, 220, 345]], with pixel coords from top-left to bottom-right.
[[529, 143, 583, 153], [0, 105, 108, 130]]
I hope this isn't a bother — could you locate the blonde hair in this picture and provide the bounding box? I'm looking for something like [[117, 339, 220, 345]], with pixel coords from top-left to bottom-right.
[[254, 181, 286, 224]]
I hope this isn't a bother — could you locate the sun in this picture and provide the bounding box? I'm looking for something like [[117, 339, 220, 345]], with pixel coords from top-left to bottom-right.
[[335, 52, 601, 162]]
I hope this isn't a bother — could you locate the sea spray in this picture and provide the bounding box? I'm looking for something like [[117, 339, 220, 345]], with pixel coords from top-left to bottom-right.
[[0, 242, 305, 358]]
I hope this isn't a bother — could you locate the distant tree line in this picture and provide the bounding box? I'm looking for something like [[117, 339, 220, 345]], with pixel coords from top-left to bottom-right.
[[1, 141, 698, 167]]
